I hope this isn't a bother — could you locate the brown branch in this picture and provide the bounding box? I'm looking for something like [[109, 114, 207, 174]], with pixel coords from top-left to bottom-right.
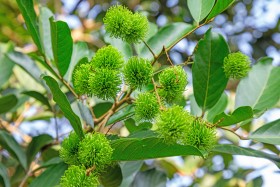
[[163, 46, 174, 66], [152, 78, 164, 110], [142, 40, 156, 59], [218, 126, 249, 140]]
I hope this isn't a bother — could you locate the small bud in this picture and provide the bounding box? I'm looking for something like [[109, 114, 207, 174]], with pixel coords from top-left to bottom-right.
[[223, 52, 251, 79], [156, 105, 193, 144], [134, 92, 160, 121], [89, 68, 121, 100], [183, 119, 216, 152], [78, 133, 113, 170], [91, 45, 124, 70], [123, 57, 153, 89], [60, 132, 81, 165], [60, 165, 99, 187], [158, 66, 188, 103], [72, 63, 92, 95]]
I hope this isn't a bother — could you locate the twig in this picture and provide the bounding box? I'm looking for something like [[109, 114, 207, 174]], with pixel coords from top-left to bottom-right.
[[142, 40, 156, 59], [163, 46, 174, 66], [152, 78, 164, 110], [218, 126, 248, 140]]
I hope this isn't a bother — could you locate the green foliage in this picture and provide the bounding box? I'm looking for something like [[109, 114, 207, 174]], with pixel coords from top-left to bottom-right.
[[78, 133, 113, 170], [183, 119, 216, 152], [155, 105, 193, 144], [60, 132, 81, 165], [134, 92, 160, 121], [91, 45, 124, 70], [72, 63, 92, 95], [103, 5, 148, 43], [158, 66, 187, 103], [60, 165, 99, 187], [223, 52, 251, 79], [123, 56, 153, 89], [89, 68, 121, 100]]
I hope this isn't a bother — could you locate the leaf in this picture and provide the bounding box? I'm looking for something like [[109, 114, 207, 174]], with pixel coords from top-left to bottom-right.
[[65, 42, 92, 82], [0, 43, 14, 88], [26, 134, 53, 166], [0, 130, 27, 170], [104, 35, 133, 61], [213, 106, 254, 126], [207, 0, 236, 21], [111, 137, 202, 161], [125, 119, 152, 133], [131, 169, 167, 187], [119, 161, 143, 187], [16, 0, 42, 52], [22, 91, 52, 110], [99, 164, 123, 187], [29, 162, 68, 187], [192, 28, 230, 111], [213, 144, 280, 167], [93, 102, 113, 118], [0, 163, 10, 187], [250, 119, 280, 145], [187, 0, 215, 23], [140, 23, 195, 60], [77, 101, 94, 128], [43, 76, 84, 139], [106, 105, 134, 126], [50, 17, 73, 77], [235, 57, 280, 110], [0, 94, 18, 114], [6, 51, 45, 85], [39, 7, 54, 60]]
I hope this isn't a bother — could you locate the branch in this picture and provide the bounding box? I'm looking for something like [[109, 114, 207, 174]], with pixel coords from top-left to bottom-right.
[[152, 78, 164, 110], [142, 40, 156, 59], [218, 126, 249, 140], [163, 46, 174, 66]]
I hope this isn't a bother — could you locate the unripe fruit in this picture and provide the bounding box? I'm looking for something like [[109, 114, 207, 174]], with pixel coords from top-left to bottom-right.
[[123, 57, 153, 89], [134, 92, 160, 121], [78, 133, 113, 170], [103, 5, 148, 43], [72, 63, 92, 95], [89, 68, 121, 100], [91, 45, 124, 70], [158, 66, 188, 103], [183, 119, 216, 152], [60, 132, 81, 165], [223, 52, 251, 79], [156, 105, 193, 144], [60, 165, 99, 187]]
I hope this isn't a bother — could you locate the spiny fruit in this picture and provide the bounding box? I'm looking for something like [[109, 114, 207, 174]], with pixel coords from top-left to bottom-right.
[[223, 52, 251, 79], [156, 105, 193, 144], [78, 133, 113, 170], [60, 132, 81, 165], [60, 165, 99, 187], [103, 5, 148, 43], [134, 92, 160, 121], [123, 56, 153, 89], [72, 63, 92, 95], [158, 66, 188, 103], [91, 45, 124, 70]]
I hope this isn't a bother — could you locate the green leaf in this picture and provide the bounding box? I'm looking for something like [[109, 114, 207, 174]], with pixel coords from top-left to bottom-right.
[[93, 102, 113, 118], [104, 35, 133, 61], [187, 0, 215, 23], [65, 42, 92, 82], [0, 94, 18, 114], [250, 119, 280, 145], [192, 28, 230, 111], [6, 51, 44, 85], [50, 17, 73, 77], [29, 162, 68, 187], [125, 119, 152, 133], [111, 137, 202, 161], [22, 91, 52, 110], [16, 0, 42, 52], [39, 7, 54, 60], [0, 163, 10, 187], [99, 164, 123, 187], [0, 130, 27, 170], [77, 101, 94, 128], [213, 144, 280, 167], [106, 105, 134, 126], [213, 106, 254, 126], [207, 0, 236, 21], [119, 161, 143, 187], [26, 134, 53, 166], [235, 57, 280, 110], [140, 23, 195, 60], [0, 43, 14, 88], [43, 76, 84, 139], [131, 169, 167, 187]]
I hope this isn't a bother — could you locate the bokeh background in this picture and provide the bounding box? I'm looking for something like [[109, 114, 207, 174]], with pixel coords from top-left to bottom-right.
[[0, 0, 279, 186]]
